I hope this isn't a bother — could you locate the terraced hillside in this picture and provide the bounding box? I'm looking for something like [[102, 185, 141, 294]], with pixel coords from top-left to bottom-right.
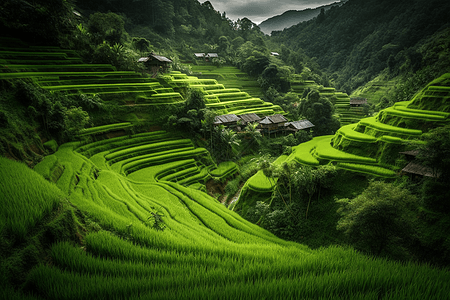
[[165, 71, 285, 116], [2, 127, 450, 299], [0, 41, 289, 127], [191, 64, 264, 98], [189, 65, 358, 123], [0, 43, 184, 106], [242, 73, 450, 197], [290, 74, 361, 125]]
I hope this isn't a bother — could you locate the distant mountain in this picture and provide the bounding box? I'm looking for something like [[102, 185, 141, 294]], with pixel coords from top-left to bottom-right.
[[271, 0, 450, 93], [258, 1, 343, 35]]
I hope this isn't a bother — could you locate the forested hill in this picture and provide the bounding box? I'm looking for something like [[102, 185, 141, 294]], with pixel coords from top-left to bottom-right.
[[258, 2, 342, 35], [271, 0, 450, 93]]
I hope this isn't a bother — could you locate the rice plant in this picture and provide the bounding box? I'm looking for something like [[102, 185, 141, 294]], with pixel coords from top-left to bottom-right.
[[0, 157, 63, 240]]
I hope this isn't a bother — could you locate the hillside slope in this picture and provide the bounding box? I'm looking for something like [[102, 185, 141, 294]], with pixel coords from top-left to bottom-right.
[[239, 73, 450, 205], [272, 0, 450, 92], [258, 2, 342, 35], [2, 134, 450, 299]]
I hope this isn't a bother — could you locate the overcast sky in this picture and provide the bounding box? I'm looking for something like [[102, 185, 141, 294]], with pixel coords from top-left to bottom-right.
[[205, 0, 340, 24]]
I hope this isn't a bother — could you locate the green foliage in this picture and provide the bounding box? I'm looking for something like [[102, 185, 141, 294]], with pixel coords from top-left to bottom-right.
[[299, 89, 340, 136], [272, 0, 450, 92], [416, 125, 450, 179], [336, 181, 419, 257], [43, 139, 58, 153], [0, 0, 75, 46], [64, 106, 90, 138], [88, 12, 125, 45]]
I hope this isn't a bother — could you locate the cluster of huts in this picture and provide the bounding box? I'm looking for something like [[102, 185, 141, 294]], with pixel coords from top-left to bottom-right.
[[214, 113, 314, 136]]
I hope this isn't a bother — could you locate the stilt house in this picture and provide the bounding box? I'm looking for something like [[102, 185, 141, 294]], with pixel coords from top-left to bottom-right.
[[138, 53, 172, 77]]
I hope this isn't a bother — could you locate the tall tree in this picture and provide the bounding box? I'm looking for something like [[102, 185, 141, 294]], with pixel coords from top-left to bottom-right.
[[298, 89, 340, 136], [336, 181, 419, 256]]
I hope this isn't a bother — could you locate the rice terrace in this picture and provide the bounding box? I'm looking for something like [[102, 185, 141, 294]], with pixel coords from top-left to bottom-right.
[[1, 0, 450, 299]]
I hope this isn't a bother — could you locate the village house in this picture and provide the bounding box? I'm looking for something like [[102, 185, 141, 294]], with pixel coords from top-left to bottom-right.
[[194, 53, 205, 60], [400, 150, 440, 179], [237, 113, 262, 126], [194, 53, 219, 62], [205, 53, 218, 62], [138, 53, 172, 77], [257, 114, 288, 136], [284, 119, 315, 133], [350, 97, 368, 107], [213, 114, 241, 127]]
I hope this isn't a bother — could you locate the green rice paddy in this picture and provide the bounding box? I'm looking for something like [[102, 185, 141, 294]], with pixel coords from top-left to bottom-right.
[[3, 148, 450, 299], [2, 43, 450, 299]]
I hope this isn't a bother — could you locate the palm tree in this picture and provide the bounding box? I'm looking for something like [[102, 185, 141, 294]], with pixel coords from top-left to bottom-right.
[[220, 128, 240, 160]]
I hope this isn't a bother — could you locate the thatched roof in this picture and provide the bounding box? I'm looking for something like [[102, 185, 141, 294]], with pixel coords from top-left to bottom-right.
[[350, 98, 367, 105], [238, 113, 261, 124], [285, 120, 315, 130], [214, 114, 240, 125], [399, 150, 420, 156], [138, 53, 172, 63], [259, 114, 288, 125], [402, 160, 439, 178]]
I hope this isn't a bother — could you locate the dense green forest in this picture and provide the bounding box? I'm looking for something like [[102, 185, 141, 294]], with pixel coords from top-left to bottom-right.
[[1, 0, 450, 299], [258, 1, 342, 35], [272, 0, 450, 94]]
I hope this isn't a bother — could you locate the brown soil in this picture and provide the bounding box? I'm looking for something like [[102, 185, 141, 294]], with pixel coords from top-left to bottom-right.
[[206, 179, 226, 201]]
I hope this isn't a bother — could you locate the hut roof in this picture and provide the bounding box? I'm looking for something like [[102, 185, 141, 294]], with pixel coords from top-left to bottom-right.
[[259, 114, 288, 125], [151, 54, 172, 62], [214, 114, 240, 125], [138, 53, 172, 63], [194, 53, 205, 58], [238, 113, 261, 124], [350, 98, 367, 105], [285, 120, 315, 130], [206, 53, 219, 58], [402, 160, 440, 178], [399, 150, 420, 156]]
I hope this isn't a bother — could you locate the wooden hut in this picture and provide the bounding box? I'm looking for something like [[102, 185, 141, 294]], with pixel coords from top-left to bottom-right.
[[284, 119, 315, 132], [238, 113, 262, 125], [400, 150, 440, 179], [214, 114, 240, 127], [138, 53, 172, 77], [350, 97, 367, 107], [258, 114, 288, 135], [205, 53, 218, 62], [194, 53, 205, 60]]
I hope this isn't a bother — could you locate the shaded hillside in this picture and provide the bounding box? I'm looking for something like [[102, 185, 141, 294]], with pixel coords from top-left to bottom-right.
[[258, 2, 343, 35], [272, 0, 450, 93]]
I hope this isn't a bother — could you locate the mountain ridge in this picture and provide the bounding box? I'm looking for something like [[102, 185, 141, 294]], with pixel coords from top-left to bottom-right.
[[258, 1, 344, 35]]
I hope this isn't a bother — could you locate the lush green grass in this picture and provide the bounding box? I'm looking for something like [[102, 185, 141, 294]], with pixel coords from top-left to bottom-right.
[[0, 157, 63, 240], [358, 117, 422, 137], [78, 123, 133, 137], [288, 137, 324, 166], [3, 48, 450, 299], [3, 132, 450, 299], [336, 162, 397, 178], [246, 155, 288, 192], [209, 161, 238, 179]]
